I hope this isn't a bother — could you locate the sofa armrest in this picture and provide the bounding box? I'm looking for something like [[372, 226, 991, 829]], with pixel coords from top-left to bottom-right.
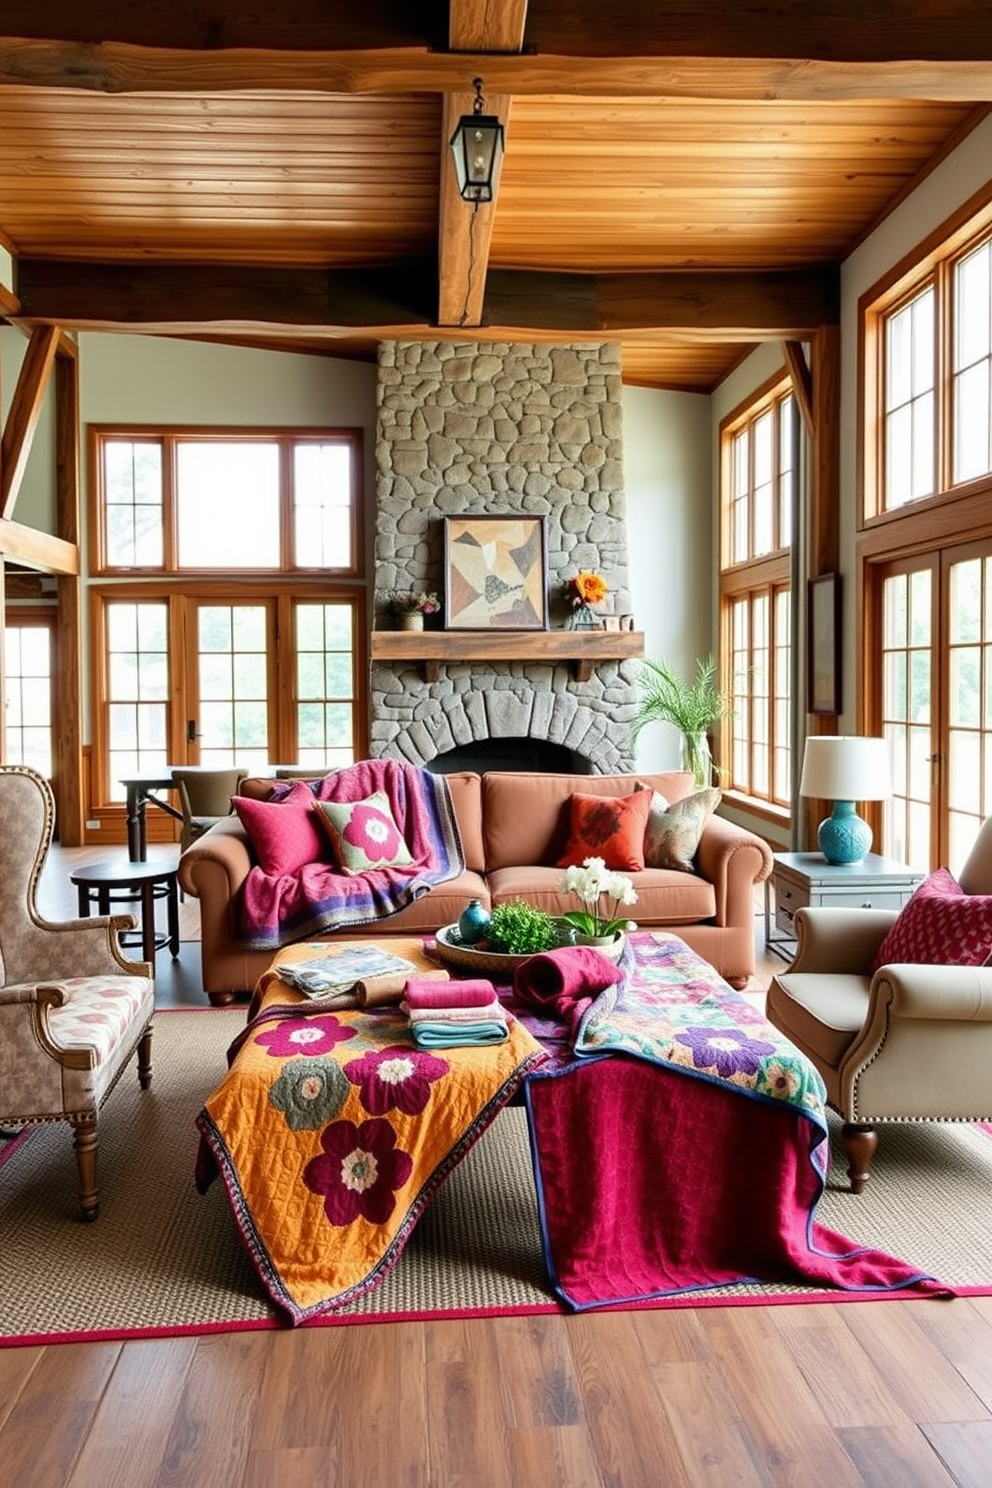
[[178, 815, 254, 901], [788, 905, 898, 974], [872, 962, 992, 1020], [693, 813, 773, 929]]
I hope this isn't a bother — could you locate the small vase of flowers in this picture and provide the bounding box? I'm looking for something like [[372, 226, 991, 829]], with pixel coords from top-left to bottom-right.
[[389, 589, 441, 631], [564, 570, 609, 630], [558, 857, 638, 949]]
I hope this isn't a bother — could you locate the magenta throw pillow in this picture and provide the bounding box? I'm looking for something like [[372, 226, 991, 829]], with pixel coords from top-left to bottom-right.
[[233, 782, 326, 876], [869, 866, 992, 972]]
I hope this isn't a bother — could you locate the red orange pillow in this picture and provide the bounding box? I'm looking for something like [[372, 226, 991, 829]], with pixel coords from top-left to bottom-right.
[[556, 789, 653, 872]]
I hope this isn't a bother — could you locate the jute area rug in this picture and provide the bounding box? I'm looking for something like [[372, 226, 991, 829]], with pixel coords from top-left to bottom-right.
[[2, 1009, 991, 1346]]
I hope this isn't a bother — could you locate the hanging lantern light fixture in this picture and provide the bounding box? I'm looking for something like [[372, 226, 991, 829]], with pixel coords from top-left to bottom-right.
[[449, 77, 504, 205]]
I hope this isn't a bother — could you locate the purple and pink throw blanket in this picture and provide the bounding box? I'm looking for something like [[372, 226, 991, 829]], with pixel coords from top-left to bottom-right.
[[240, 760, 464, 950], [507, 932, 950, 1311]]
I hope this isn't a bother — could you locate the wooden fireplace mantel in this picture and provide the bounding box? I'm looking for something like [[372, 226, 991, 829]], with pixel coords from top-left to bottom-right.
[[370, 628, 645, 682]]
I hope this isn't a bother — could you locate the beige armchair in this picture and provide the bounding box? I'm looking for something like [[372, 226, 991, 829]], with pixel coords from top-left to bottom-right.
[[0, 765, 155, 1219], [767, 817, 992, 1192], [172, 767, 246, 853]]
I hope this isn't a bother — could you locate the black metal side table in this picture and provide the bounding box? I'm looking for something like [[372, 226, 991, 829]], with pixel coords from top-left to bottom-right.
[[70, 860, 181, 963]]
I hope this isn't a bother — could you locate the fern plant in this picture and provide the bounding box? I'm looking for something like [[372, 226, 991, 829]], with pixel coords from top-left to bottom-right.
[[630, 654, 732, 740]]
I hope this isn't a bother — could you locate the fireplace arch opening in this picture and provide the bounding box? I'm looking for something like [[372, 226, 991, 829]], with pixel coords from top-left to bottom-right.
[[424, 737, 592, 775]]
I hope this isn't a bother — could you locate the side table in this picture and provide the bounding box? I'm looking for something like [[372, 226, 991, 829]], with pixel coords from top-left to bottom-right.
[[765, 851, 925, 962], [70, 860, 181, 963]]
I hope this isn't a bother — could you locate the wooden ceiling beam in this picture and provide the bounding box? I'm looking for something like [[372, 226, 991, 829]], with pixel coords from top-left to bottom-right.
[[0, 516, 77, 574], [782, 340, 814, 437], [437, 2, 527, 329], [5, 2, 992, 65], [1, 322, 59, 518], [14, 258, 839, 339], [4, 40, 992, 103]]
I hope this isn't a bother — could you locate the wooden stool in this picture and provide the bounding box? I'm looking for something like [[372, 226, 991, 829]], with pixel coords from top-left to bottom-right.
[[70, 860, 180, 962]]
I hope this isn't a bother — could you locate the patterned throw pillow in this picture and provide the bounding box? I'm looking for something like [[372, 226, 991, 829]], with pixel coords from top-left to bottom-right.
[[643, 787, 722, 872], [233, 781, 327, 876], [556, 788, 653, 872], [869, 867, 992, 972], [315, 790, 415, 875]]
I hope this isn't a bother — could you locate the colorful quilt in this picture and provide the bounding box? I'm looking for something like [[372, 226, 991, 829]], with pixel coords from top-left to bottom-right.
[[519, 932, 949, 1310], [195, 956, 547, 1324], [239, 759, 464, 950]]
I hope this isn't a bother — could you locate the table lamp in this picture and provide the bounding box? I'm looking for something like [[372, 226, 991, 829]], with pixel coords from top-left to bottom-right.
[[799, 736, 892, 865]]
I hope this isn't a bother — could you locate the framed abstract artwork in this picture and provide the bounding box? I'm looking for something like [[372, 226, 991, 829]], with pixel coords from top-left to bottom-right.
[[443, 514, 549, 630], [807, 572, 841, 715]]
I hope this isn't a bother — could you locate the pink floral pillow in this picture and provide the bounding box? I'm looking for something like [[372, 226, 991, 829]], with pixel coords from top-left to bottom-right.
[[233, 781, 327, 876], [869, 866, 992, 972], [315, 790, 415, 875]]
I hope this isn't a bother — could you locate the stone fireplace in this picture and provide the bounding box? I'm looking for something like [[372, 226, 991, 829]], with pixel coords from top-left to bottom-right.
[[370, 340, 639, 774]]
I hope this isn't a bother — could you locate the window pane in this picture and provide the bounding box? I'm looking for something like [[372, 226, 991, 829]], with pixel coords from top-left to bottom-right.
[[954, 240, 991, 372], [103, 441, 164, 567], [953, 360, 990, 484], [911, 390, 935, 500], [293, 443, 354, 569], [884, 287, 936, 512], [195, 605, 269, 757], [176, 443, 281, 568], [3, 625, 53, 777], [294, 603, 357, 765], [105, 601, 169, 799]]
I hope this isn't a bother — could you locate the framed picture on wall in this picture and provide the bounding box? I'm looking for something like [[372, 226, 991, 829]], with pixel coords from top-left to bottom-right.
[[443, 515, 549, 630], [808, 572, 841, 715]]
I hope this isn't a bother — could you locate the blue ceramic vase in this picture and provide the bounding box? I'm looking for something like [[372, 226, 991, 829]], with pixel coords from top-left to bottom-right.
[[457, 898, 491, 944]]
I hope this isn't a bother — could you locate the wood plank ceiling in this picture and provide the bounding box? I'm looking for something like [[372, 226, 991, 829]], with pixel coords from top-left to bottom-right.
[[0, 2, 990, 391]]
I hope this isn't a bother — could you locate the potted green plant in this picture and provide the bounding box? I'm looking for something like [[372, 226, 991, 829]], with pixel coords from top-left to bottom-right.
[[485, 900, 561, 955], [630, 654, 732, 788]]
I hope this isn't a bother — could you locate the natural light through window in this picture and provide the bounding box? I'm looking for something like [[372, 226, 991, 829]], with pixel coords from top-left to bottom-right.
[[883, 288, 935, 510], [177, 443, 281, 568], [953, 240, 992, 485], [720, 380, 793, 809]]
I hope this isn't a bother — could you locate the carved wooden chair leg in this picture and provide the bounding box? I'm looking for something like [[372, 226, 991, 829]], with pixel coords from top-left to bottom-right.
[[841, 1122, 878, 1194], [71, 1117, 99, 1221], [137, 1025, 154, 1089]]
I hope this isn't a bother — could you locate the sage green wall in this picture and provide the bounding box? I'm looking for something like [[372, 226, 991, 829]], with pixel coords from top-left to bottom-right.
[[0, 325, 56, 535], [623, 384, 712, 772]]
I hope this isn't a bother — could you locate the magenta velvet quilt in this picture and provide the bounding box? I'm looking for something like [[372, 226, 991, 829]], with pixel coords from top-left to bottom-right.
[[511, 932, 949, 1311], [240, 759, 464, 950]]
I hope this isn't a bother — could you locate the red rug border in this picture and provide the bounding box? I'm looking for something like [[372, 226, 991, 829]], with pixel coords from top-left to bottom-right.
[[5, 1283, 991, 1350]]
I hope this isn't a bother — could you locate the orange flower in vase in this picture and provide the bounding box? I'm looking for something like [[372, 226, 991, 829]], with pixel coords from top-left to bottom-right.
[[566, 570, 609, 630]]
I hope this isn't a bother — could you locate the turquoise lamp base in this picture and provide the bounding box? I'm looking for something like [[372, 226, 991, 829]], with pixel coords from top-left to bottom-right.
[[817, 801, 873, 865]]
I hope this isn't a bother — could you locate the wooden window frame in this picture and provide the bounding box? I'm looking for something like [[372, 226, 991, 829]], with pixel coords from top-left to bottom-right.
[[719, 373, 794, 816], [859, 177, 992, 531], [89, 581, 368, 816], [88, 425, 364, 578]]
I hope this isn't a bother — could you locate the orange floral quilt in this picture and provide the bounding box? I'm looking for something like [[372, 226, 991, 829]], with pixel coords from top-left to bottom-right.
[[195, 942, 547, 1323]]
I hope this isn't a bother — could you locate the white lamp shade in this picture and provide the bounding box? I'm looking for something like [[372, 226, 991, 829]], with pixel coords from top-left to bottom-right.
[[799, 736, 892, 802]]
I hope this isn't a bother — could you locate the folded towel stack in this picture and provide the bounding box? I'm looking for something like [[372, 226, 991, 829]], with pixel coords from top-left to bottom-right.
[[403, 976, 509, 1048]]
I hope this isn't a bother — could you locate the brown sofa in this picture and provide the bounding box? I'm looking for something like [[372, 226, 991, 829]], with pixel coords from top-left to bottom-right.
[[178, 769, 773, 1004]]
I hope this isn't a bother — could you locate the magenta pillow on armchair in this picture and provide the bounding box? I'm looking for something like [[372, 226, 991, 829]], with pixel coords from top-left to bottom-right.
[[232, 781, 326, 876], [869, 866, 992, 972]]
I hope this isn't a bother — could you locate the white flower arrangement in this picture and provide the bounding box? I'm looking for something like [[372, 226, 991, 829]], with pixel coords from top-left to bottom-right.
[[558, 856, 638, 940]]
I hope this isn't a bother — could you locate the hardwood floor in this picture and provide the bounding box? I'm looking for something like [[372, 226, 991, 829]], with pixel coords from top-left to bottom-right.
[[3, 851, 991, 1487]]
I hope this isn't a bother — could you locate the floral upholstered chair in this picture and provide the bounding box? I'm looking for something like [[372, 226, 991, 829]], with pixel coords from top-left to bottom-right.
[[0, 765, 155, 1219]]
